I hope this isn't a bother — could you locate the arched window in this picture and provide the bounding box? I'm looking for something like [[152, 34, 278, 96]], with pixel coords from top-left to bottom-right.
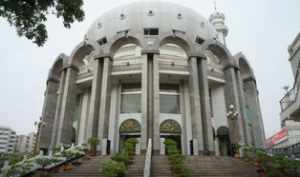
[[160, 119, 181, 134], [159, 43, 187, 59], [113, 43, 141, 59], [119, 119, 141, 134]]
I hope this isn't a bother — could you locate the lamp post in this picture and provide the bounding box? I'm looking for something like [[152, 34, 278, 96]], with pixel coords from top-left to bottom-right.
[[226, 104, 242, 157]]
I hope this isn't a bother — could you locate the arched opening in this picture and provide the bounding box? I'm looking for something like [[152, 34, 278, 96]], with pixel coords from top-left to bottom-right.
[[110, 36, 141, 59], [216, 126, 231, 156], [159, 43, 188, 59], [70, 44, 94, 74], [113, 43, 141, 59], [160, 119, 182, 154], [119, 119, 141, 152]]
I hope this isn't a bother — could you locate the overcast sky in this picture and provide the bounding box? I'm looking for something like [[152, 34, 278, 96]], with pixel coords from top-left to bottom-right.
[[0, 0, 299, 138]]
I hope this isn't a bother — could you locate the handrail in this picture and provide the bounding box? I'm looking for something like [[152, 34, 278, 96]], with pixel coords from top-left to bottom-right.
[[143, 138, 152, 177]]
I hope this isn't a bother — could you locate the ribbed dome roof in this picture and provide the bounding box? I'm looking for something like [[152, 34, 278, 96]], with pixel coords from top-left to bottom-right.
[[86, 1, 217, 46]]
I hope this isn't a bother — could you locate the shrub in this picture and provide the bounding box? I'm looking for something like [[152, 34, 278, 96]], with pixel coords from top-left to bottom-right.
[[111, 150, 129, 167], [102, 160, 127, 177], [164, 139, 191, 177]]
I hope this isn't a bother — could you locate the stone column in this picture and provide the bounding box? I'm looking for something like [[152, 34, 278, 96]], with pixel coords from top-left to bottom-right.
[[50, 71, 66, 149], [152, 53, 161, 155], [78, 91, 90, 144], [38, 76, 59, 151], [56, 65, 79, 146], [188, 56, 204, 154], [223, 64, 245, 145], [235, 70, 249, 145], [98, 57, 113, 155], [86, 57, 104, 140], [196, 56, 215, 154], [141, 54, 148, 152], [244, 77, 265, 148]]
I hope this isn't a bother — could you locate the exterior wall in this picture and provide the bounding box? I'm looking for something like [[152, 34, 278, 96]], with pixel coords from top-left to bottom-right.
[[16, 132, 36, 153], [0, 127, 17, 153], [211, 85, 227, 129]]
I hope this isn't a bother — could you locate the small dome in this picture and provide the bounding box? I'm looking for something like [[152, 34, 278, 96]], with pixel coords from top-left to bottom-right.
[[86, 1, 217, 46]]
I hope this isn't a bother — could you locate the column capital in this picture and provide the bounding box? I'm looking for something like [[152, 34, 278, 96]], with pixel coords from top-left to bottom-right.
[[141, 49, 160, 55], [62, 64, 79, 72], [243, 76, 256, 84], [94, 53, 112, 61], [47, 77, 59, 84], [188, 52, 206, 60], [223, 62, 239, 71]]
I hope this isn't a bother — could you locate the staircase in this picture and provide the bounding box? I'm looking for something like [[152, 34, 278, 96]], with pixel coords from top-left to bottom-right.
[[49, 155, 145, 177], [151, 155, 259, 177], [186, 156, 259, 177], [151, 155, 172, 177]]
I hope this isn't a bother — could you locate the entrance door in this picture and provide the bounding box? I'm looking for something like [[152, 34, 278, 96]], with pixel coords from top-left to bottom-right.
[[160, 119, 182, 154], [119, 119, 141, 154], [217, 126, 231, 156]]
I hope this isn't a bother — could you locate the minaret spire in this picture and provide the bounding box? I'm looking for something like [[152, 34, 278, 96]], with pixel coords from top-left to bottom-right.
[[209, 4, 229, 45]]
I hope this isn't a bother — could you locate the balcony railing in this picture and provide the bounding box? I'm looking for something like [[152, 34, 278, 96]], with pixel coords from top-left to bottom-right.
[[280, 88, 297, 111], [280, 63, 300, 111]]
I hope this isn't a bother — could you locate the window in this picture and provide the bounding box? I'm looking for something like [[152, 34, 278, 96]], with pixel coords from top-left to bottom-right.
[[144, 28, 159, 35], [160, 84, 180, 114], [97, 37, 107, 46], [121, 84, 141, 113], [195, 36, 204, 45]]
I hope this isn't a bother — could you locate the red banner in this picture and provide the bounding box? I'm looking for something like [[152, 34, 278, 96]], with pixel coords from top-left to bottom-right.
[[266, 128, 288, 148]]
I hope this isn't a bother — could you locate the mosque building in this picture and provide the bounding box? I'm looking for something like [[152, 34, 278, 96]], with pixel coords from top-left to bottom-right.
[[37, 1, 265, 156]]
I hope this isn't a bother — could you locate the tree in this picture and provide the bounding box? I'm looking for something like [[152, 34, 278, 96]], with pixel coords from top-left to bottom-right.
[[0, 0, 84, 46]]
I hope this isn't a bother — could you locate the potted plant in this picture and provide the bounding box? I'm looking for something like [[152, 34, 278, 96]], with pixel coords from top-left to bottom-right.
[[88, 137, 101, 156]]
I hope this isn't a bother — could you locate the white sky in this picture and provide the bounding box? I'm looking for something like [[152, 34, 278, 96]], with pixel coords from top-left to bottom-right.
[[0, 0, 299, 138]]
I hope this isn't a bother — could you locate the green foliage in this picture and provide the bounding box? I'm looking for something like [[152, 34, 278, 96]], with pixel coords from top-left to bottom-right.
[[1, 160, 33, 177], [0, 0, 85, 46], [164, 139, 191, 177], [102, 160, 127, 177], [88, 137, 101, 146], [243, 147, 300, 177], [32, 155, 62, 168], [111, 150, 129, 167], [102, 138, 138, 177]]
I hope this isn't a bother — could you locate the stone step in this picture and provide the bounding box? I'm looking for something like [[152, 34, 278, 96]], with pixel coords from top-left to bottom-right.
[[49, 155, 145, 177]]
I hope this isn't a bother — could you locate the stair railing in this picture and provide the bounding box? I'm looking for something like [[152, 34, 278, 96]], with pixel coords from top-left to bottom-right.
[[143, 138, 152, 177]]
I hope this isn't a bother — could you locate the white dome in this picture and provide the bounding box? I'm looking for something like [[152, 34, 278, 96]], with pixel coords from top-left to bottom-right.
[[86, 1, 217, 46]]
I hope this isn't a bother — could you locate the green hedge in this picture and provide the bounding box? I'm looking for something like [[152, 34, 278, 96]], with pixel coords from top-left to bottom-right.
[[243, 146, 300, 177], [102, 138, 138, 177], [164, 139, 191, 177]]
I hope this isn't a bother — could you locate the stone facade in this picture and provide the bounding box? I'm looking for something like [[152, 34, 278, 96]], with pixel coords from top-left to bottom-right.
[[37, 1, 265, 155]]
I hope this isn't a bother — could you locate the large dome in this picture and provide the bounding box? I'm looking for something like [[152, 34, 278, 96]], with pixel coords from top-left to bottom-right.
[[86, 1, 217, 46]]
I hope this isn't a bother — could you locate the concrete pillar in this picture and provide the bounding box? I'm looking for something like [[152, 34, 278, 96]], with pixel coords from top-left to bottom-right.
[[78, 91, 90, 144], [197, 57, 215, 154], [86, 57, 104, 139], [236, 70, 250, 145], [38, 77, 59, 150], [183, 80, 192, 155], [141, 54, 148, 152], [108, 84, 119, 154], [244, 78, 265, 148], [188, 56, 204, 154], [56, 65, 79, 146], [152, 54, 161, 154], [50, 71, 66, 149], [223, 64, 245, 145], [98, 57, 113, 155]]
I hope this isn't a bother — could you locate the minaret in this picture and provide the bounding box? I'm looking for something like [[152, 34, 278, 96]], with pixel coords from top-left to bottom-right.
[[209, 2, 228, 45]]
